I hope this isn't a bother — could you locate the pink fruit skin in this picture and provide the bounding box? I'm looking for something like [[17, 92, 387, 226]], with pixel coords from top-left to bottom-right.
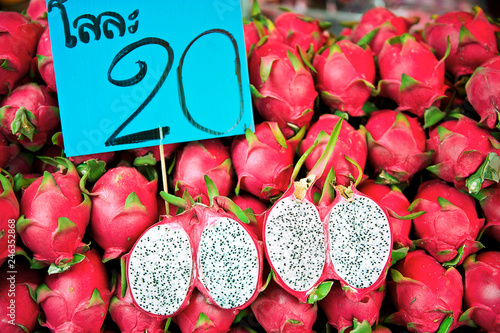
[[462, 251, 500, 332], [426, 115, 500, 191], [129, 143, 180, 161], [358, 179, 412, 248], [230, 192, 268, 240], [423, 7, 498, 78], [26, 0, 48, 28], [173, 139, 233, 199], [387, 250, 463, 333], [68, 151, 115, 165], [0, 83, 59, 152], [351, 7, 417, 55], [319, 281, 386, 333], [37, 249, 113, 333], [0, 174, 19, 266], [313, 40, 375, 117], [231, 122, 296, 201], [90, 166, 158, 262], [465, 55, 500, 129], [174, 289, 238, 333], [110, 274, 168, 333], [377, 34, 447, 117], [475, 183, 500, 242], [17, 163, 91, 266], [273, 11, 327, 52], [36, 28, 56, 92], [248, 40, 317, 137], [298, 114, 367, 188], [0, 12, 43, 95], [0, 259, 43, 332], [409, 180, 484, 265], [251, 281, 317, 333], [0, 132, 19, 169], [365, 110, 432, 183], [244, 21, 267, 55]]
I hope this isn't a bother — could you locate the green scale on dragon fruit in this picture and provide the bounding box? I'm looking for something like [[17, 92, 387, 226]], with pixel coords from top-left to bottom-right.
[[264, 117, 392, 304]]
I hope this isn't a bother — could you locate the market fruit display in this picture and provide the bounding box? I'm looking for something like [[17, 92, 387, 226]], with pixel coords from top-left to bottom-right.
[[1, 1, 500, 332]]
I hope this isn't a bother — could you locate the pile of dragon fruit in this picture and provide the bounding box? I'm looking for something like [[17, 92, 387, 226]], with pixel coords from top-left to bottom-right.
[[1, 0, 500, 332]]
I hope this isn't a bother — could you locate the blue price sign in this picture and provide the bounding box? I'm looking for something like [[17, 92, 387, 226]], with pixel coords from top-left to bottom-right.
[[46, 0, 254, 157]]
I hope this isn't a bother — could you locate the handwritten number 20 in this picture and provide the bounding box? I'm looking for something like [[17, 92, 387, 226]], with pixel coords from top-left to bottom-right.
[[105, 29, 244, 147]]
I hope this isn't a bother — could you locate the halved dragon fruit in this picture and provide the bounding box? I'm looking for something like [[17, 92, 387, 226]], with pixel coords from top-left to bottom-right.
[[264, 118, 392, 303], [125, 179, 263, 317]]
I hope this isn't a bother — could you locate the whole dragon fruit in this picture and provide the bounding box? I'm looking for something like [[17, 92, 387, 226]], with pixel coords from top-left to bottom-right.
[[377, 33, 448, 117], [0, 83, 59, 152], [125, 181, 263, 317], [36, 28, 56, 92], [36, 249, 112, 332], [426, 114, 500, 193], [173, 289, 239, 333], [273, 11, 329, 52], [473, 183, 500, 242], [386, 249, 463, 333], [313, 40, 376, 117], [251, 280, 318, 332], [423, 6, 498, 78], [231, 122, 301, 201], [409, 179, 484, 265], [0, 11, 43, 95], [465, 55, 500, 129], [26, 0, 48, 28], [460, 251, 500, 332], [173, 139, 233, 200], [298, 114, 367, 188], [319, 280, 386, 333], [89, 165, 158, 262], [351, 7, 418, 55], [365, 110, 432, 184], [357, 179, 412, 249], [16, 158, 91, 269], [248, 40, 317, 137], [0, 173, 19, 266]]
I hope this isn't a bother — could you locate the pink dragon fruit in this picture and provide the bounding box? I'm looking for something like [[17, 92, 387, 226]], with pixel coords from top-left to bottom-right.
[[357, 179, 412, 248], [408, 179, 484, 265], [298, 114, 367, 188], [0, 11, 43, 95], [465, 55, 500, 129], [377, 33, 448, 117], [248, 40, 317, 137], [230, 192, 269, 240], [0, 257, 43, 332], [319, 281, 386, 333], [0, 83, 59, 152], [16, 158, 91, 268], [173, 139, 233, 199], [0, 173, 19, 266], [313, 39, 376, 117], [423, 6, 498, 78], [36, 28, 56, 92], [36, 249, 113, 332], [273, 11, 329, 52], [426, 114, 500, 193], [460, 251, 500, 332], [0, 132, 19, 169], [386, 249, 463, 333], [473, 183, 500, 242], [251, 280, 318, 332], [125, 182, 263, 317], [129, 142, 180, 165], [364, 110, 433, 184], [90, 165, 158, 262], [109, 273, 169, 333], [26, 0, 48, 28], [351, 7, 418, 55], [231, 122, 302, 202], [174, 289, 239, 333]]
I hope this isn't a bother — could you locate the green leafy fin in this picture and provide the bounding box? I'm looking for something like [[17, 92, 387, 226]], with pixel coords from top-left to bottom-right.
[[357, 28, 379, 46], [160, 191, 187, 210], [88, 288, 105, 308], [287, 50, 305, 73], [260, 56, 277, 83], [436, 315, 454, 333], [424, 106, 446, 129], [195, 312, 214, 329], [307, 281, 333, 303]]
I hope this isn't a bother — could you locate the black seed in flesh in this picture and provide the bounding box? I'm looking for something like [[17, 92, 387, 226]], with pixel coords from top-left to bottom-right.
[[328, 196, 391, 289], [199, 217, 259, 309], [128, 225, 193, 316], [265, 197, 325, 292]]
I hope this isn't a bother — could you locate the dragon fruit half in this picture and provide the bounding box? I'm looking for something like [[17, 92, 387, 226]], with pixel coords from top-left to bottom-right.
[[377, 33, 448, 117], [125, 181, 263, 317], [423, 6, 498, 78], [0, 11, 43, 95], [460, 251, 500, 332], [89, 165, 158, 262], [0, 173, 19, 266], [231, 121, 302, 201], [36, 249, 113, 332], [264, 119, 392, 303], [386, 249, 463, 333], [313, 39, 376, 117], [365, 109, 432, 184]]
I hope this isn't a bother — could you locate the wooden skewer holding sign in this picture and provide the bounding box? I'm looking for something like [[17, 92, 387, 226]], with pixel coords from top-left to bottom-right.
[[158, 126, 169, 216]]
